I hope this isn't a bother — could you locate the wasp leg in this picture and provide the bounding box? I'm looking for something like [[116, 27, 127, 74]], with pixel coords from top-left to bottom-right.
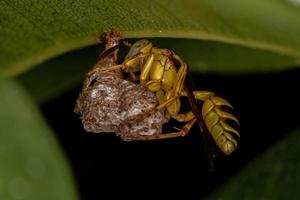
[[89, 64, 124, 74], [145, 80, 162, 92], [140, 54, 155, 84], [130, 118, 197, 140], [98, 53, 150, 71], [94, 64, 136, 82], [173, 111, 195, 122]]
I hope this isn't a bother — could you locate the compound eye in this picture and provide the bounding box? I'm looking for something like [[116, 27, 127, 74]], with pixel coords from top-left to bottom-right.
[[135, 44, 142, 48], [129, 44, 143, 57], [126, 40, 149, 59], [131, 49, 141, 57]]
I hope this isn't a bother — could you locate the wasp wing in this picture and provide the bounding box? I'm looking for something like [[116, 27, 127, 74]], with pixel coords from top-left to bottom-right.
[[185, 72, 219, 172]]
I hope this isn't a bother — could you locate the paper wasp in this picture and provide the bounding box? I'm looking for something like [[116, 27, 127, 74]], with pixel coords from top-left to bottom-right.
[[93, 36, 240, 155]]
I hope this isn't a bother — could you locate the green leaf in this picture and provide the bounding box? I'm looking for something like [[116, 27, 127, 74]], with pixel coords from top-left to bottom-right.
[[18, 38, 299, 103], [0, 77, 78, 200], [1, 0, 300, 77], [18, 45, 100, 103], [206, 127, 300, 200]]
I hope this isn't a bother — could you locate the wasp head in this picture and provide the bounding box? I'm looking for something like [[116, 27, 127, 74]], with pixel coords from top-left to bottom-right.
[[125, 40, 152, 60]]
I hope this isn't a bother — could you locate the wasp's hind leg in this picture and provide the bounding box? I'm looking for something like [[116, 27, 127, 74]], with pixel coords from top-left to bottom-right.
[[173, 111, 195, 122], [128, 118, 197, 141]]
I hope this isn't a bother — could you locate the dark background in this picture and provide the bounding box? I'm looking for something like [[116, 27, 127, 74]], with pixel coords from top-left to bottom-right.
[[41, 68, 300, 199]]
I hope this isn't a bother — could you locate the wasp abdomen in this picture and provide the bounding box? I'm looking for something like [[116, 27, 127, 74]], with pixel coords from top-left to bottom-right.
[[202, 95, 240, 155]]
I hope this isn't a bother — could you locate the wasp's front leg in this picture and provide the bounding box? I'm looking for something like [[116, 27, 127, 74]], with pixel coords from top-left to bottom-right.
[[140, 54, 154, 83], [96, 53, 151, 74]]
